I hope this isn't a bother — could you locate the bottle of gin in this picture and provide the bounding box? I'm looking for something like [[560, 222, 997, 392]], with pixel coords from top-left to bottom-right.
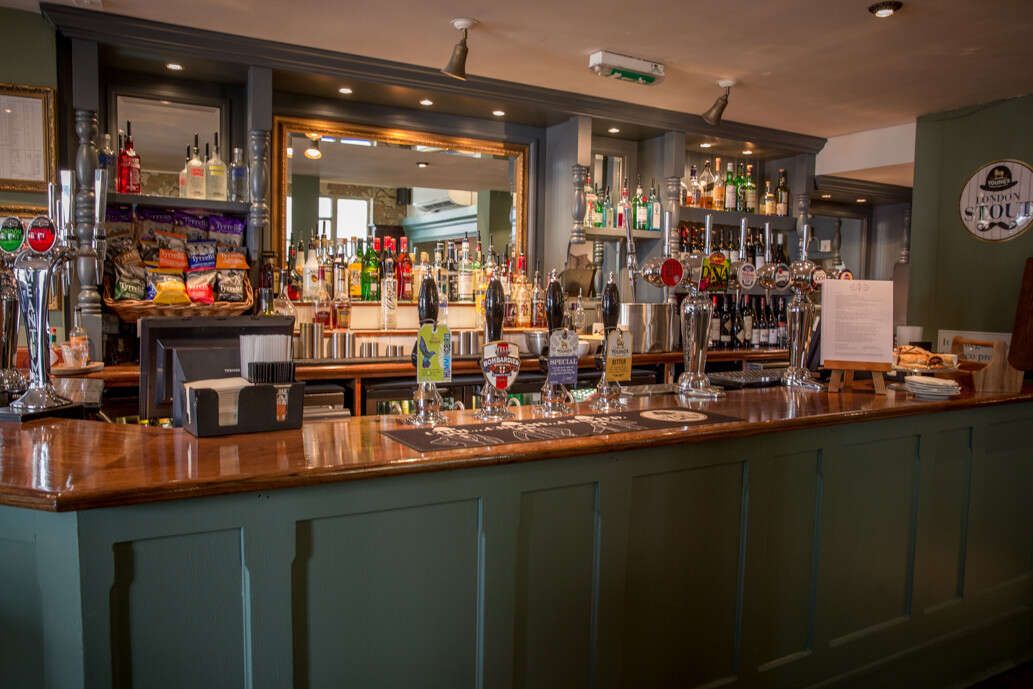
[[98, 133, 116, 193], [649, 179, 662, 231], [206, 132, 228, 200], [185, 134, 206, 199], [228, 147, 249, 203]]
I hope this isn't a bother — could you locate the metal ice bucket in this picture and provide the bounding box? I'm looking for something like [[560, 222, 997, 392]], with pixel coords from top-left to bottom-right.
[[619, 303, 677, 353]]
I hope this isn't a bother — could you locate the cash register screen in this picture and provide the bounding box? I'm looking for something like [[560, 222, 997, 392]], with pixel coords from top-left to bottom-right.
[[138, 316, 294, 420]]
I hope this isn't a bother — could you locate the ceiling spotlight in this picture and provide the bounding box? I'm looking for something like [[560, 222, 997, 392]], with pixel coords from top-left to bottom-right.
[[442, 17, 477, 81], [820, 193, 832, 199], [304, 139, 322, 160], [699, 142, 713, 148], [338, 87, 353, 95], [419, 98, 434, 107], [702, 79, 735, 126], [417, 161, 430, 168], [608, 127, 620, 134], [742, 149, 753, 155], [165, 62, 183, 71], [492, 109, 506, 117], [868, 1, 902, 18], [856, 197, 867, 203]]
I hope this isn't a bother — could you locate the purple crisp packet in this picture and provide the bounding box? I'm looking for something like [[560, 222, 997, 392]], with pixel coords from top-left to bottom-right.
[[207, 214, 245, 247]]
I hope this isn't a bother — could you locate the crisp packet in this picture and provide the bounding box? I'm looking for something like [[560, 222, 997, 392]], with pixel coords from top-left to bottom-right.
[[173, 211, 209, 241], [187, 241, 217, 271], [186, 270, 216, 304], [208, 214, 245, 247], [215, 245, 249, 270]]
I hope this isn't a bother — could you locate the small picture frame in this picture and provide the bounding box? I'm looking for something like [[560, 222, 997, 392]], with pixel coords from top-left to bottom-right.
[[0, 83, 57, 193]]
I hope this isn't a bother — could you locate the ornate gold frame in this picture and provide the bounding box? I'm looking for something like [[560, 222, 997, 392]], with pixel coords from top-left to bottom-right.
[[0, 83, 57, 193], [271, 116, 528, 261], [0, 202, 47, 219]]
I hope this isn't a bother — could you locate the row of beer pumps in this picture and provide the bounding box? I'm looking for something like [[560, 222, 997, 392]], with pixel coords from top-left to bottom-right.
[[0, 168, 106, 418]]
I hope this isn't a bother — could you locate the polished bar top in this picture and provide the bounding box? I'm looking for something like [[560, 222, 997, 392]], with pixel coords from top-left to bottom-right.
[[1, 385, 1029, 512]]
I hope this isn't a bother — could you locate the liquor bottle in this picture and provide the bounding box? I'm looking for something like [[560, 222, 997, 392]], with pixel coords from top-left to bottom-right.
[[744, 164, 758, 213], [312, 275, 332, 328], [273, 269, 297, 319], [98, 133, 117, 193], [617, 179, 630, 231], [777, 297, 788, 346], [728, 230, 740, 263], [381, 239, 398, 330], [531, 267, 546, 328], [458, 236, 473, 301], [762, 180, 776, 215], [604, 187, 615, 228], [445, 240, 460, 302], [185, 135, 206, 199], [592, 184, 605, 228], [775, 232, 789, 264], [206, 131, 228, 200], [688, 165, 702, 208], [744, 231, 755, 266], [719, 295, 732, 349], [709, 295, 721, 348], [712, 157, 725, 211], [362, 237, 381, 302], [754, 232, 766, 270], [585, 180, 597, 226], [229, 147, 249, 203], [117, 120, 141, 193], [699, 160, 716, 210], [649, 179, 663, 231], [752, 296, 765, 348], [513, 253, 531, 327], [767, 298, 779, 347], [397, 236, 414, 302], [303, 236, 320, 301], [742, 294, 754, 348], [628, 179, 644, 230], [723, 162, 737, 213], [776, 168, 790, 216], [732, 295, 745, 349], [349, 238, 363, 300], [381, 237, 396, 295], [333, 239, 348, 304], [178, 146, 189, 198], [735, 162, 747, 212]]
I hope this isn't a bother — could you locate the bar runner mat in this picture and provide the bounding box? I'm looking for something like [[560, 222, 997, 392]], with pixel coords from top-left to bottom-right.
[[382, 408, 740, 452]]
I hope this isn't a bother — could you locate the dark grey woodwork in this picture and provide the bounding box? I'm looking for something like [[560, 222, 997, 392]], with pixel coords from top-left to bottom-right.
[[814, 175, 914, 205], [247, 66, 272, 132], [40, 3, 825, 155], [248, 129, 270, 256]]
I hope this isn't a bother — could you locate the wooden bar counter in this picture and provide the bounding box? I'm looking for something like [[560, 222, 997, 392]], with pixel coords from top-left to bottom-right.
[[1, 386, 1031, 688]]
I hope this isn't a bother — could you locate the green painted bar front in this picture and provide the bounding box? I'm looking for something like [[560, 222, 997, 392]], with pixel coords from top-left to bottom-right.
[[2, 401, 1032, 688]]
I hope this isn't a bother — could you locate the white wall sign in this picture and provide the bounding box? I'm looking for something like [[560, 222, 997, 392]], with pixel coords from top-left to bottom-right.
[[959, 159, 1033, 242]]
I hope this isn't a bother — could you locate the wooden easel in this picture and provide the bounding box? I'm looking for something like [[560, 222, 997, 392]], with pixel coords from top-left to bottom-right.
[[824, 360, 892, 395]]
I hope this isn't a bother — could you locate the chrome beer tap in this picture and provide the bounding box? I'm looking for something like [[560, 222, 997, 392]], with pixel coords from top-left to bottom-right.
[[535, 269, 575, 417], [406, 271, 447, 426], [756, 222, 790, 293], [589, 272, 626, 410], [728, 218, 757, 293], [476, 272, 519, 420], [0, 218, 26, 396], [8, 180, 79, 413], [781, 223, 824, 391], [677, 214, 724, 398]]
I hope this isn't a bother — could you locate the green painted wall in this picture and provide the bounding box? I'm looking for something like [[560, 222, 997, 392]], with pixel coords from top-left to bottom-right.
[[290, 174, 319, 247], [909, 94, 1033, 338], [0, 8, 57, 210]]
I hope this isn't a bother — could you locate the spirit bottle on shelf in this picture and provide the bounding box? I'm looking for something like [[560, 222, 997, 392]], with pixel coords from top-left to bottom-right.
[[445, 240, 460, 302], [585, 179, 598, 226], [185, 135, 206, 199], [458, 235, 473, 301], [348, 238, 363, 301], [178, 146, 189, 198], [735, 162, 747, 213], [776, 168, 790, 216], [514, 253, 531, 327], [397, 236, 414, 302], [744, 164, 758, 213], [99, 133, 117, 193], [333, 239, 348, 305], [762, 180, 776, 215], [712, 157, 725, 211], [699, 160, 716, 210], [206, 131, 228, 200], [303, 236, 320, 301], [380, 236, 396, 300], [688, 165, 702, 208], [634, 177, 648, 230], [723, 162, 737, 213], [117, 120, 141, 194], [531, 267, 546, 328], [229, 147, 249, 203], [617, 179, 630, 231], [362, 236, 381, 302], [649, 179, 663, 231], [381, 244, 398, 330]]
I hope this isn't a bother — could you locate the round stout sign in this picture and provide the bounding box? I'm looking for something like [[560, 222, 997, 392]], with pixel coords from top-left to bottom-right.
[[959, 159, 1033, 242], [0, 217, 24, 254], [26, 216, 57, 254]]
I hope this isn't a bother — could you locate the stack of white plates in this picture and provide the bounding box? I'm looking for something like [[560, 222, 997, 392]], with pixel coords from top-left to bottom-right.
[[905, 375, 961, 400]]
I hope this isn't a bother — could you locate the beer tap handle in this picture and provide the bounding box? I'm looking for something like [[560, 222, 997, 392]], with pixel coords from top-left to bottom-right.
[[94, 169, 108, 236], [739, 217, 748, 254], [58, 170, 75, 243], [544, 269, 564, 333], [412, 272, 439, 368], [800, 223, 811, 262], [601, 272, 620, 333], [483, 274, 504, 343], [703, 215, 713, 255], [764, 222, 773, 264]]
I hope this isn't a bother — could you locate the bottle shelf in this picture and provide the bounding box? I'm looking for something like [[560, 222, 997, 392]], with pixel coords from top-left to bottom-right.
[[583, 227, 664, 241], [108, 193, 249, 215], [679, 206, 796, 231]]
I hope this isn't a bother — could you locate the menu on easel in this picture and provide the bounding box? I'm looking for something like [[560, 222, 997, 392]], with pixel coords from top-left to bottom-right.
[[820, 280, 894, 366]]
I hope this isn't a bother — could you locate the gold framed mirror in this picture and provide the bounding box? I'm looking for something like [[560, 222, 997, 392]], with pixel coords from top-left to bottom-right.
[[271, 117, 528, 264]]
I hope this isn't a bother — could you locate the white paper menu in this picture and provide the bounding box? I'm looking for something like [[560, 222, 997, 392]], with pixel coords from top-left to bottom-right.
[[820, 280, 894, 365], [0, 95, 45, 182]]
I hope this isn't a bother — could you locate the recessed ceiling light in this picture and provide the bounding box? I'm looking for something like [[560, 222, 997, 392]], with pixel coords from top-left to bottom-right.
[[419, 98, 434, 106], [699, 142, 713, 148], [338, 87, 353, 95], [2, 108, 11, 114], [417, 161, 430, 168], [286, 147, 293, 158], [821, 193, 832, 199], [868, 1, 902, 18], [304, 140, 322, 160], [742, 149, 753, 155], [320, 136, 336, 143], [165, 62, 183, 71], [492, 109, 505, 117], [856, 197, 867, 203], [608, 127, 620, 134]]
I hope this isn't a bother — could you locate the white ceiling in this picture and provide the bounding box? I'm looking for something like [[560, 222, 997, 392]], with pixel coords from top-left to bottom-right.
[[22, 0, 1033, 139]]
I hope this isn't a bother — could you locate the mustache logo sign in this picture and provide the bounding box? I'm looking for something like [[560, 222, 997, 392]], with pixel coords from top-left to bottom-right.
[[960, 160, 1033, 242]]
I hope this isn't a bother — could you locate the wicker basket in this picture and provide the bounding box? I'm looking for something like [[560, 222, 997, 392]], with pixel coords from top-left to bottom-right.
[[103, 278, 254, 322]]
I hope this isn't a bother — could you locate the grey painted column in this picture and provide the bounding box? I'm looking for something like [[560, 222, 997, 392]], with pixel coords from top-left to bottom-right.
[[71, 39, 103, 359], [247, 67, 273, 264]]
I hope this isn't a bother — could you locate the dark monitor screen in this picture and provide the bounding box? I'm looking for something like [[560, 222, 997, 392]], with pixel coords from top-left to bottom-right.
[[139, 316, 294, 419]]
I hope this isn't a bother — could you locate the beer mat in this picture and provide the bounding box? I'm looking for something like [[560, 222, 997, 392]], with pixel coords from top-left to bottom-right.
[[382, 408, 740, 452]]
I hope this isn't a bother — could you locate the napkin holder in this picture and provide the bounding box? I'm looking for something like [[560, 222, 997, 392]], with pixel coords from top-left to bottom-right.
[[183, 381, 304, 437]]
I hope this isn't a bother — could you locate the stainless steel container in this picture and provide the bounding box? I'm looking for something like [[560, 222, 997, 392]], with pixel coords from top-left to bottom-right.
[[385, 344, 405, 358], [455, 330, 482, 357], [524, 330, 549, 356], [328, 331, 354, 359], [358, 340, 379, 358], [298, 323, 324, 360], [619, 303, 676, 353]]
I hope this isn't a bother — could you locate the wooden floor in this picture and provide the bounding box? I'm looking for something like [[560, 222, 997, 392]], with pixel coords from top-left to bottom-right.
[[970, 662, 1033, 688]]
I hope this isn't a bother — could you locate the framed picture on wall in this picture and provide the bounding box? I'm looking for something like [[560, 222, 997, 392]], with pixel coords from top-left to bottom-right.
[[0, 83, 57, 193]]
